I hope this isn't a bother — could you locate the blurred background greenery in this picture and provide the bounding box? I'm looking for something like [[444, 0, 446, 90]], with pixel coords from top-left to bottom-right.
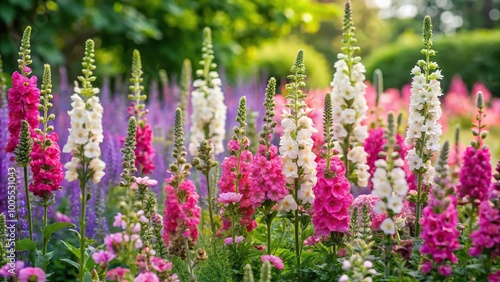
[[0, 0, 499, 95]]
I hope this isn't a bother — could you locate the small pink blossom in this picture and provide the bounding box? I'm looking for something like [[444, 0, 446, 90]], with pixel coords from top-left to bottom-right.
[[150, 257, 172, 273], [113, 212, 126, 229], [135, 176, 158, 187], [261, 255, 284, 270], [18, 267, 46, 282], [218, 192, 243, 205], [224, 236, 244, 245], [92, 250, 115, 265], [135, 271, 159, 282], [106, 267, 130, 281], [56, 212, 71, 223]]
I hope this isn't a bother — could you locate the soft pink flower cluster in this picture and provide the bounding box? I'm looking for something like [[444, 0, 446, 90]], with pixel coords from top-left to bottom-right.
[[0, 262, 46, 282], [312, 157, 353, 235], [28, 132, 63, 198], [218, 140, 256, 232], [163, 178, 201, 247], [458, 146, 492, 203], [5, 68, 40, 153], [420, 194, 460, 277], [261, 255, 284, 270], [363, 128, 408, 189], [135, 123, 155, 174], [469, 199, 500, 259], [249, 144, 288, 208]]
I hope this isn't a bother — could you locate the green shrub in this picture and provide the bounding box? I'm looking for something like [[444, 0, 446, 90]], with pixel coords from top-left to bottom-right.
[[249, 37, 331, 89], [365, 29, 500, 97]]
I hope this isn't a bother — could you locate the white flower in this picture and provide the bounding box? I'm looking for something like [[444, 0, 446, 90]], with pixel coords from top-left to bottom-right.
[[342, 260, 351, 270], [407, 149, 424, 171], [339, 275, 349, 282], [373, 181, 392, 199], [375, 159, 387, 168], [363, 261, 373, 269], [282, 158, 298, 178], [84, 141, 101, 159], [374, 200, 387, 215], [393, 179, 409, 196], [279, 195, 298, 212], [353, 125, 368, 142], [347, 146, 367, 164], [387, 196, 404, 214], [341, 108, 356, 124], [380, 218, 396, 235], [298, 186, 315, 204], [69, 108, 88, 123], [297, 149, 317, 171], [279, 136, 299, 159], [296, 128, 314, 146], [411, 66, 421, 75], [281, 117, 296, 133], [71, 128, 90, 145], [393, 158, 404, 167], [334, 124, 348, 139], [297, 115, 314, 129]]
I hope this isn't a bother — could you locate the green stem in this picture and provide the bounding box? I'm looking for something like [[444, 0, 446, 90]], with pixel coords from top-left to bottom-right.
[[384, 234, 391, 279], [42, 206, 48, 255], [205, 171, 216, 236], [185, 239, 196, 282], [23, 166, 33, 241], [294, 208, 301, 279], [415, 172, 423, 237], [79, 162, 87, 282], [266, 216, 272, 255]]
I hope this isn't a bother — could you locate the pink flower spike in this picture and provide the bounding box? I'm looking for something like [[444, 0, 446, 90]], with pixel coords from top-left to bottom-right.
[[92, 250, 115, 265], [261, 255, 284, 270], [106, 267, 130, 280], [18, 267, 46, 282], [218, 192, 243, 205]]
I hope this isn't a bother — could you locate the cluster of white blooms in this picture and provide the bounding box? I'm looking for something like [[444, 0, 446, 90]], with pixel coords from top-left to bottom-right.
[[371, 158, 409, 235], [405, 65, 443, 183], [339, 256, 376, 282], [189, 71, 226, 156], [331, 58, 370, 187], [278, 108, 318, 210], [63, 87, 105, 183]]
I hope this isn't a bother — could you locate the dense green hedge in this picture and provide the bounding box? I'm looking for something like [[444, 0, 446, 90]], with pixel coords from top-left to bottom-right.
[[365, 29, 500, 97]]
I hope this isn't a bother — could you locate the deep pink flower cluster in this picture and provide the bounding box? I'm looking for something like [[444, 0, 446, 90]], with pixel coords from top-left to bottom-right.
[[261, 255, 284, 270], [5, 68, 40, 153], [249, 144, 287, 208], [135, 123, 155, 174], [420, 194, 460, 277], [363, 128, 407, 189], [218, 140, 256, 232], [469, 199, 500, 259], [29, 132, 63, 198], [458, 146, 492, 203], [163, 178, 201, 247], [312, 157, 353, 235]]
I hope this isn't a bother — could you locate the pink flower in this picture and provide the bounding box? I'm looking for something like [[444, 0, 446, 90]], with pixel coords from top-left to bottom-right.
[[489, 270, 500, 282], [150, 257, 172, 273], [224, 236, 244, 245], [312, 158, 353, 236], [18, 267, 46, 282], [218, 149, 257, 233], [438, 265, 452, 276], [135, 123, 155, 175], [134, 176, 158, 187], [304, 235, 321, 246], [92, 250, 115, 265], [261, 255, 284, 270], [107, 267, 130, 281], [458, 146, 492, 203], [249, 145, 288, 208], [0, 261, 24, 277], [105, 233, 124, 254], [135, 272, 159, 282], [29, 132, 63, 198], [218, 192, 243, 205], [228, 139, 240, 152], [421, 260, 433, 273], [163, 178, 201, 248], [56, 212, 71, 223], [113, 212, 126, 229], [470, 199, 500, 259], [5, 70, 40, 153]]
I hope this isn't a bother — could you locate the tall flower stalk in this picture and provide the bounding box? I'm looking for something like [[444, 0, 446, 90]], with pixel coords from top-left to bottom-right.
[[330, 2, 370, 188], [31, 64, 64, 254], [62, 39, 105, 282], [249, 78, 287, 254], [189, 27, 227, 156], [6, 26, 40, 241], [163, 108, 201, 281], [278, 50, 317, 276], [127, 50, 155, 175], [405, 16, 443, 236], [371, 113, 409, 278], [218, 97, 255, 240]]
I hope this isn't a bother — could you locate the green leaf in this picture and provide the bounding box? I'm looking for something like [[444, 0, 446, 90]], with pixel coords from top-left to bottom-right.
[[61, 240, 81, 259], [60, 258, 80, 270], [42, 222, 75, 240], [30, 250, 51, 270], [15, 239, 36, 251], [84, 271, 93, 282]]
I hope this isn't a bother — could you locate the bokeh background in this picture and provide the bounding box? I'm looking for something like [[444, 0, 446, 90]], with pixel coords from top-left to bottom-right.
[[0, 0, 499, 95]]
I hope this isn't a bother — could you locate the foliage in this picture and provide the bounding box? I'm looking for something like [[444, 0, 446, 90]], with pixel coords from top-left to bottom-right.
[[365, 29, 500, 96]]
